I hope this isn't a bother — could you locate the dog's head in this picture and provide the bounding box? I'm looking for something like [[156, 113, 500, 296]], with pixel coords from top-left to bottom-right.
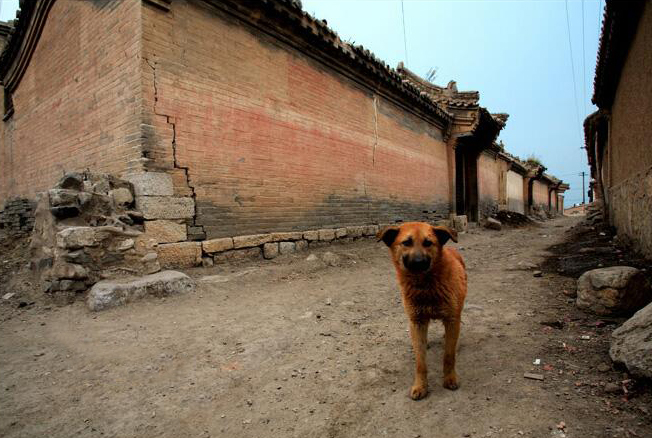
[[376, 222, 457, 274]]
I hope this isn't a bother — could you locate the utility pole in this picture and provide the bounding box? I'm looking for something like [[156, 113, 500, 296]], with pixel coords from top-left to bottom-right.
[[579, 171, 586, 205]]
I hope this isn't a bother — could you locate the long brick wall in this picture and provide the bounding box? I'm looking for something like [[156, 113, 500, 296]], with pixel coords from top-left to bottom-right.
[[141, 1, 451, 238], [0, 0, 142, 204]]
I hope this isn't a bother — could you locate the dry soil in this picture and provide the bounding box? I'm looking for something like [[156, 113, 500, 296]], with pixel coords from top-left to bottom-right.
[[1, 216, 650, 438]]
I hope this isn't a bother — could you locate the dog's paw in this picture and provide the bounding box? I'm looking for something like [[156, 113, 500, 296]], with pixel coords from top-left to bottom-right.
[[443, 374, 459, 391], [409, 385, 428, 400]]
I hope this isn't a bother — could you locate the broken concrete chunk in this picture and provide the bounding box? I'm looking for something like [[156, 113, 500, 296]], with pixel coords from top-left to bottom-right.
[[576, 266, 651, 316], [125, 172, 174, 197], [233, 233, 272, 249], [610, 302, 652, 379], [87, 270, 195, 311]]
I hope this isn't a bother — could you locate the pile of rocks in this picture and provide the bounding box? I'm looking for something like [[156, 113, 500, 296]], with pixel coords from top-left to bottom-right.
[[30, 172, 161, 303], [0, 198, 36, 237]]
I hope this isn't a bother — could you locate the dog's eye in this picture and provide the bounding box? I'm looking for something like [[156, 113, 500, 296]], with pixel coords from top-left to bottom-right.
[[423, 239, 432, 247], [401, 238, 413, 247]]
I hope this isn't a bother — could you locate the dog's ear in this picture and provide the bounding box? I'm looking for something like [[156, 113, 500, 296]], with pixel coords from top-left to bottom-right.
[[376, 226, 400, 247], [432, 225, 458, 246]]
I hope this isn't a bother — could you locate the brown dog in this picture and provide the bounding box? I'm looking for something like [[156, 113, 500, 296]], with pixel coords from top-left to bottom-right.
[[377, 222, 467, 400]]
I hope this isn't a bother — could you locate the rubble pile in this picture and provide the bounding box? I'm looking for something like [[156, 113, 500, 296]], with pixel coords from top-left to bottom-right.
[[30, 172, 161, 303]]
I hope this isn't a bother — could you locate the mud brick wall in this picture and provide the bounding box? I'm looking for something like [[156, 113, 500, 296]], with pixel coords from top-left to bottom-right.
[[605, 2, 652, 258], [0, 0, 142, 205], [0, 198, 36, 237], [140, 1, 451, 239], [532, 180, 549, 211], [477, 152, 501, 219]]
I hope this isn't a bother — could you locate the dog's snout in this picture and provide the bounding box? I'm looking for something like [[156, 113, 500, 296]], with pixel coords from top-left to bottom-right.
[[403, 254, 431, 272]]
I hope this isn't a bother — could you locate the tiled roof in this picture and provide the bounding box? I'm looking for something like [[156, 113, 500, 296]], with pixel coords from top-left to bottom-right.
[[592, 0, 646, 108], [397, 63, 480, 108]]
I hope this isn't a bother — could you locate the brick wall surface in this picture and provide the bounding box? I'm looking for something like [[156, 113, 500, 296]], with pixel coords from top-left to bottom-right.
[[0, 0, 143, 205], [141, 1, 451, 238], [0, 198, 36, 236]]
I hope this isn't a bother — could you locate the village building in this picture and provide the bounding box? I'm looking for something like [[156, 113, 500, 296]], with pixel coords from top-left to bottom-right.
[[0, 0, 567, 265], [584, 0, 651, 257]]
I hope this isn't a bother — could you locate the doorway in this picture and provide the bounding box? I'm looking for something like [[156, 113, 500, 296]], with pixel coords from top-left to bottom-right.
[[455, 146, 478, 222]]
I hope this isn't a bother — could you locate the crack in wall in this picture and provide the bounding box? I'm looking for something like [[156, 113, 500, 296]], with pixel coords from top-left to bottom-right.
[[362, 94, 380, 223], [144, 57, 205, 238]]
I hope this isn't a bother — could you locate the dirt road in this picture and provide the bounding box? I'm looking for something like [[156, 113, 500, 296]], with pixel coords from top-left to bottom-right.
[[1, 216, 650, 438]]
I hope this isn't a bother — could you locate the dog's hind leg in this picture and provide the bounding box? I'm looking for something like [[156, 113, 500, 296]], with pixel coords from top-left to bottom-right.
[[442, 318, 461, 390], [408, 320, 429, 400]]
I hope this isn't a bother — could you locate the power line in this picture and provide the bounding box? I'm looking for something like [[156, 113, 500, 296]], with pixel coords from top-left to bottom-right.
[[581, 0, 586, 115], [401, 0, 408, 65], [564, 0, 583, 146]]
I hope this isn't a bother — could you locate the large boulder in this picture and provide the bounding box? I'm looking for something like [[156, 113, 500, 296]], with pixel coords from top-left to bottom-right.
[[610, 302, 652, 379], [87, 270, 195, 311], [576, 266, 651, 316]]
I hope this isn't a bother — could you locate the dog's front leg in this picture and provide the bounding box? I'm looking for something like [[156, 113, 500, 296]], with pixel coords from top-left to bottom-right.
[[442, 318, 460, 390], [408, 319, 429, 400]]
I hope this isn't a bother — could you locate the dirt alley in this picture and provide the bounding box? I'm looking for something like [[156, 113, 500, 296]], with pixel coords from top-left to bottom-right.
[[1, 215, 651, 438]]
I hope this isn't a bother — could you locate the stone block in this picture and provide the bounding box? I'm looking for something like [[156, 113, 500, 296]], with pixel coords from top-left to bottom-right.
[[202, 237, 234, 253], [263, 242, 279, 259], [87, 270, 195, 311], [279, 241, 296, 254], [484, 218, 502, 231], [346, 226, 365, 238], [269, 231, 304, 241], [452, 215, 468, 232], [125, 172, 174, 196], [48, 189, 79, 207], [136, 196, 194, 220], [335, 228, 348, 239], [318, 229, 336, 241], [576, 266, 651, 316], [145, 220, 187, 243], [213, 247, 262, 264], [157, 242, 202, 268], [303, 230, 319, 241], [56, 226, 124, 249], [233, 233, 272, 249], [295, 240, 308, 251], [363, 225, 379, 236]]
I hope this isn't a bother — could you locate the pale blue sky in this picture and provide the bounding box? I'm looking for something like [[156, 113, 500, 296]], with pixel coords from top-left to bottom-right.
[[0, 0, 602, 205]]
